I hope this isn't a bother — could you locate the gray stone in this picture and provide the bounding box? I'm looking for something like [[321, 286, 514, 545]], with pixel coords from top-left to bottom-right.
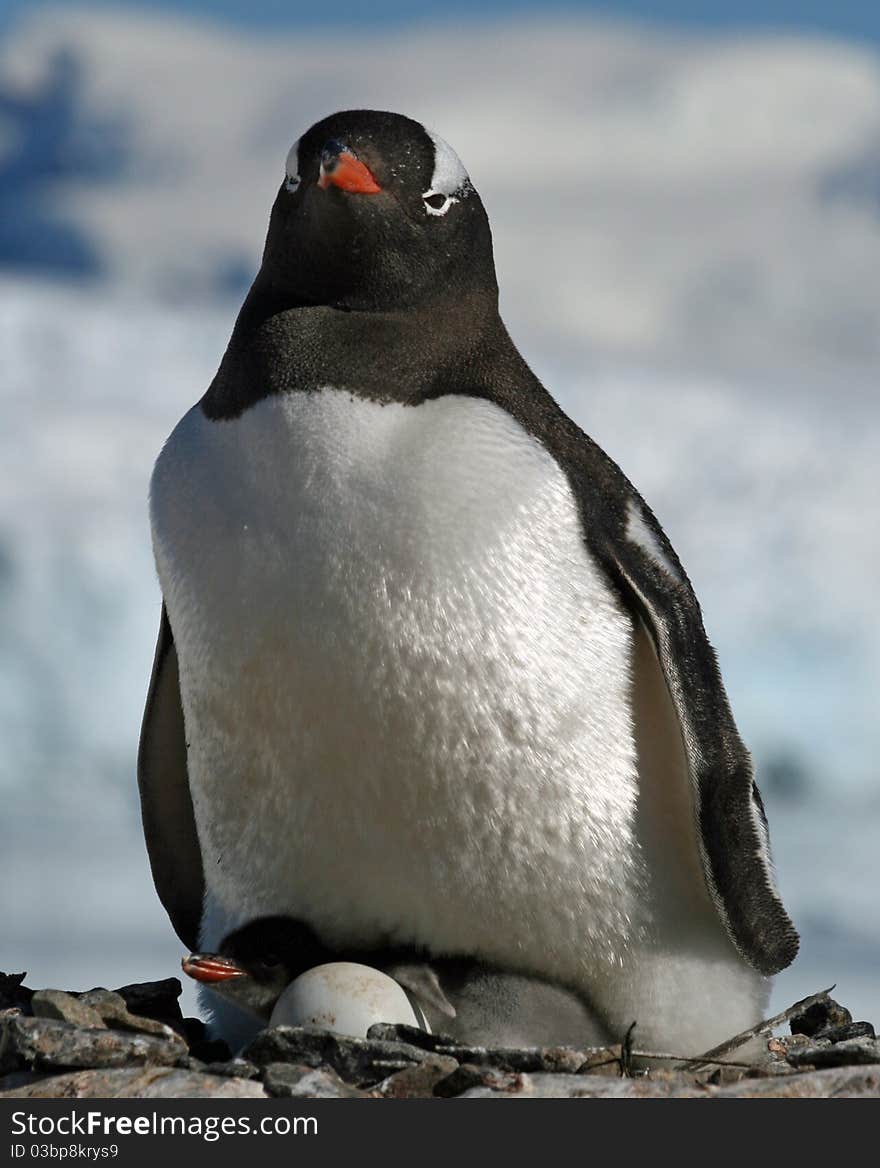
[[456, 1073, 701, 1098], [434, 1063, 524, 1097], [815, 1021, 875, 1044], [79, 988, 131, 1015], [243, 1025, 431, 1087], [366, 1023, 456, 1052], [454, 1066, 880, 1099], [364, 1023, 612, 1074], [31, 990, 107, 1030], [203, 1058, 261, 1080], [1, 1066, 267, 1098], [262, 1063, 365, 1099], [790, 995, 852, 1038], [717, 1066, 880, 1098], [786, 1036, 880, 1069], [701, 1065, 749, 1087], [7, 1061, 876, 1100], [366, 1023, 618, 1074], [373, 1054, 460, 1098], [0, 1015, 186, 1073], [433, 1043, 596, 1074], [78, 989, 180, 1040]]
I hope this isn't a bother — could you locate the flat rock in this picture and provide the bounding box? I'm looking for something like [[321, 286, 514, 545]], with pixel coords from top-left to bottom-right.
[[366, 1023, 457, 1052], [374, 1054, 460, 1098], [814, 1022, 875, 1044], [436, 1044, 602, 1074], [717, 1066, 880, 1098], [366, 1025, 617, 1075], [457, 1071, 700, 1098], [202, 1058, 261, 1080], [243, 1025, 431, 1087], [1, 1015, 186, 1073], [786, 1037, 880, 1069], [434, 1063, 524, 1097], [31, 990, 106, 1030], [262, 1063, 366, 1099], [454, 1066, 880, 1099], [1, 1066, 267, 1098], [78, 989, 179, 1040]]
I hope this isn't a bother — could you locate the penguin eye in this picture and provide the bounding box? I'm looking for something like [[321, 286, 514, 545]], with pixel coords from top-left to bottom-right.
[[422, 190, 456, 217], [285, 174, 301, 194], [251, 955, 282, 980]]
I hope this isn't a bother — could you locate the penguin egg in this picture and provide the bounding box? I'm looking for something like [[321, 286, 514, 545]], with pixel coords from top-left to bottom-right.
[[268, 962, 429, 1037]]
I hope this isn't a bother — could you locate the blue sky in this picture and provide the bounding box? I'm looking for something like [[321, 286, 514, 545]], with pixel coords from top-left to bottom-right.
[[2, 0, 880, 44]]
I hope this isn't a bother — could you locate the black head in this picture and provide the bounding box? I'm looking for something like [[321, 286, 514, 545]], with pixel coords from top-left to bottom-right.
[[257, 109, 497, 311], [182, 916, 329, 1020]]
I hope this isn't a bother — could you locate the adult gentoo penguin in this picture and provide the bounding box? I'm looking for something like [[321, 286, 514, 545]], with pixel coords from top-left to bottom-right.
[[139, 109, 798, 1053]]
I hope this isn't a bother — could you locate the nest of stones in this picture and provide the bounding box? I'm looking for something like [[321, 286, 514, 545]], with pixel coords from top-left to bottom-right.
[[1, 971, 877, 1098]]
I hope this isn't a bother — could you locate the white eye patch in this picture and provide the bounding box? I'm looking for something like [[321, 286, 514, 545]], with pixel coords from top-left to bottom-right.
[[421, 127, 472, 217], [285, 139, 301, 193]]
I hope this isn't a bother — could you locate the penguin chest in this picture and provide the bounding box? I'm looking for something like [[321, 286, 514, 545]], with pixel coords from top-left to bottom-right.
[[150, 388, 644, 978]]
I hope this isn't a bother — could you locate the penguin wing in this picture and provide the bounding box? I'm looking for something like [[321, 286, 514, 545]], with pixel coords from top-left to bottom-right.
[[592, 495, 799, 976], [137, 605, 205, 950]]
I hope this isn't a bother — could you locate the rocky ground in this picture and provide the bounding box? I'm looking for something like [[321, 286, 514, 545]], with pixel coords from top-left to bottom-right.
[[1, 971, 878, 1098]]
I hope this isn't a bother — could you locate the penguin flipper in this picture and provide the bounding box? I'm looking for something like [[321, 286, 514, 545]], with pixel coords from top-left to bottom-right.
[[137, 604, 205, 950], [597, 524, 799, 977], [384, 961, 458, 1019]]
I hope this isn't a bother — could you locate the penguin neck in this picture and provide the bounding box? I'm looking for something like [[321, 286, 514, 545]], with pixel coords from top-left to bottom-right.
[[201, 277, 508, 421]]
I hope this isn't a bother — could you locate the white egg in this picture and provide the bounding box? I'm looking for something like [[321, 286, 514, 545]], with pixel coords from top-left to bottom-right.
[[268, 962, 430, 1037]]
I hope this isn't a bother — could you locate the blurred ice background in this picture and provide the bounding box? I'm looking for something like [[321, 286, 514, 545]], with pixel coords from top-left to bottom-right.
[[0, 2, 877, 1025]]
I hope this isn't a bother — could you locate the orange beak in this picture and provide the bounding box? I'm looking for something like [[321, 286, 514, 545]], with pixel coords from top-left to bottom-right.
[[182, 954, 248, 984], [318, 150, 381, 195]]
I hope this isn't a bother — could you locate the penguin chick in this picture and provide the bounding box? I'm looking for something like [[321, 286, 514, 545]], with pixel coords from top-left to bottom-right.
[[183, 915, 610, 1047]]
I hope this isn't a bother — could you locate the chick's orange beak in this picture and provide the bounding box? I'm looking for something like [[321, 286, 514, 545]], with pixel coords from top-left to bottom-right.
[[182, 954, 247, 984]]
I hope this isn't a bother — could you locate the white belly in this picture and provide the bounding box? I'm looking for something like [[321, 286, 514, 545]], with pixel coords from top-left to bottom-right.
[[150, 388, 645, 988]]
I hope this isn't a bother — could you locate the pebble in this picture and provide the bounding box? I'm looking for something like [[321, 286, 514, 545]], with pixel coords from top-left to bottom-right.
[[202, 1058, 261, 1080], [1, 1015, 186, 1073], [786, 1036, 880, 1069], [78, 989, 179, 1039], [243, 1025, 432, 1087], [1, 1066, 267, 1098], [433, 1063, 523, 1098], [373, 1054, 460, 1098], [262, 1063, 365, 1099], [30, 990, 107, 1030]]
